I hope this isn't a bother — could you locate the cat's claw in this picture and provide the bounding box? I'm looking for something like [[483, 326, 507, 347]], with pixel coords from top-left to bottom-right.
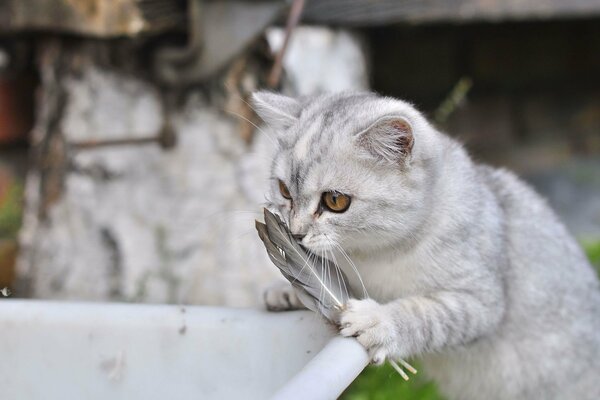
[[369, 347, 389, 366], [339, 298, 396, 364], [263, 282, 306, 311]]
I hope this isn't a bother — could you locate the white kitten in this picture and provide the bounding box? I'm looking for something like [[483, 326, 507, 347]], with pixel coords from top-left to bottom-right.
[[254, 91, 600, 400]]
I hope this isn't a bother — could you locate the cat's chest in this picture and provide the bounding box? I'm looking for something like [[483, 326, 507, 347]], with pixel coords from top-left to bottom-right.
[[337, 249, 428, 303]]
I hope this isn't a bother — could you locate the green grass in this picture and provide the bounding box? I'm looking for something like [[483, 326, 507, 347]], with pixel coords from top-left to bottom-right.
[[0, 182, 23, 239], [341, 241, 600, 400], [342, 363, 445, 400], [582, 240, 600, 271]]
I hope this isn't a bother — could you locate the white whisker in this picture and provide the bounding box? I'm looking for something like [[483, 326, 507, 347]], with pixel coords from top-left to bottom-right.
[[326, 235, 369, 299], [327, 246, 349, 306], [270, 221, 343, 307], [224, 108, 277, 147]]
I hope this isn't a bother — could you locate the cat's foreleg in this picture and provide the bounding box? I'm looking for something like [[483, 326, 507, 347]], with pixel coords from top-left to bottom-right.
[[339, 289, 504, 364], [263, 281, 307, 311]]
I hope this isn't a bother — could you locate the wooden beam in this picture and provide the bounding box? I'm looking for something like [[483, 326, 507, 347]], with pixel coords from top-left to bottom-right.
[[0, 0, 185, 37], [303, 0, 600, 26]]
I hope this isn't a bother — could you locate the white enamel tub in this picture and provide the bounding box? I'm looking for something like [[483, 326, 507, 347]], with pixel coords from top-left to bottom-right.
[[0, 300, 368, 400]]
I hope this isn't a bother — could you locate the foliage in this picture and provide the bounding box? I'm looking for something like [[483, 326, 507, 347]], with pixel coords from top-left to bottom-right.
[[342, 363, 445, 400], [583, 240, 600, 271], [0, 182, 23, 239]]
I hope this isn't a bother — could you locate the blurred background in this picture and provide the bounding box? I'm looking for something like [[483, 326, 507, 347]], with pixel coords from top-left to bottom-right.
[[0, 1, 599, 398]]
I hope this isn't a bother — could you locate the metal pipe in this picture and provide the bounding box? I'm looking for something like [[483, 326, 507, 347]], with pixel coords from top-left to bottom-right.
[[271, 336, 369, 400]]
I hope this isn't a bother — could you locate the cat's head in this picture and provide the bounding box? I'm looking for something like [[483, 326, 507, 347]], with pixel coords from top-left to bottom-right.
[[253, 91, 441, 256]]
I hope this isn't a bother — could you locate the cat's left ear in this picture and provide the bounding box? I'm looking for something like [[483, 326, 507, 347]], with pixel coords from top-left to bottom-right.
[[252, 91, 301, 130], [356, 116, 414, 163]]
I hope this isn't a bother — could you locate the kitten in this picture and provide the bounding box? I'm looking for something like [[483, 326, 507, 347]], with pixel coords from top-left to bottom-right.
[[253, 91, 600, 400]]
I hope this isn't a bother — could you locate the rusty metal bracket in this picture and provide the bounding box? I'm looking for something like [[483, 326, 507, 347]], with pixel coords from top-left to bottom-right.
[[69, 101, 177, 150], [154, 0, 287, 86], [68, 127, 176, 150]]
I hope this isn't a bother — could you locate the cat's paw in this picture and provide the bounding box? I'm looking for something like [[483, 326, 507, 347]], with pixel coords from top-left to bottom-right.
[[263, 282, 305, 311], [339, 298, 396, 365]]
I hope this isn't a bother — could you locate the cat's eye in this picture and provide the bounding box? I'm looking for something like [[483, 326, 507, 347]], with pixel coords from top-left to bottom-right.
[[322, 192, 351, 213], [279, 180, 292, 200]]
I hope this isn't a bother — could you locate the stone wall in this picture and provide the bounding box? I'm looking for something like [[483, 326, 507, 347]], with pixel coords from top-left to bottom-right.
[[17, 28, 369, 306]]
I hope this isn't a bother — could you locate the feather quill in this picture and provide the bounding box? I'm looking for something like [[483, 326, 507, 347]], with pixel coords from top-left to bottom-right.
[[256, 208, 417, 379]]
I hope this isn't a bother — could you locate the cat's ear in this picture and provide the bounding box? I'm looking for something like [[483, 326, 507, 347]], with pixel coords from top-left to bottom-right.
[[356, 117, 414, 163], [252, 91, 301, 130]]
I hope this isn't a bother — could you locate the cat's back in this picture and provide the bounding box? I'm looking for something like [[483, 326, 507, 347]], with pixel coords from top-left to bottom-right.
[[427, 162, 600, 400], [476, 163, 600, 398], [477, 164, 598, 298]]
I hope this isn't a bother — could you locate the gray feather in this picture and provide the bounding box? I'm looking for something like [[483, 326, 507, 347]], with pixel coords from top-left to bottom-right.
[[256, 208, 354, 321]]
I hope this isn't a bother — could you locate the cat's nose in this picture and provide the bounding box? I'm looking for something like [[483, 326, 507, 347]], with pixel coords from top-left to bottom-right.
[[292, 233, 306, 241]]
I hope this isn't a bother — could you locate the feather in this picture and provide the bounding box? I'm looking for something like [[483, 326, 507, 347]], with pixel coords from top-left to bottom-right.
[[255, 208, 352, 321], [256, 208, 417, 378]]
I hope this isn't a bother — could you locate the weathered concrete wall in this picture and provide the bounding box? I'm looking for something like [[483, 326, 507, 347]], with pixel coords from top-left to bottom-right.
[[17, 28, 369, 306]]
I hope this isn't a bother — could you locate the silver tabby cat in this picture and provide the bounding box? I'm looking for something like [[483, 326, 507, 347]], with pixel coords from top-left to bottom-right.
[[253, 91, 600, 400]]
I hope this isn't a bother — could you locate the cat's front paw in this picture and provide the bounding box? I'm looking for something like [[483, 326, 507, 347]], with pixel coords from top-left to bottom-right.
[[263, 282, 305, 311], [339, 298, 396, 365]]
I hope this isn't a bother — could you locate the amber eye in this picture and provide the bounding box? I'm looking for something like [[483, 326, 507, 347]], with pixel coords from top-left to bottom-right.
[[322, 192, 351, 213], [279, 180, 292, 200]]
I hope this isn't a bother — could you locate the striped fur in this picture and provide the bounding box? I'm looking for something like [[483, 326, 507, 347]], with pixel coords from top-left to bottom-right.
[[253, 91, 600, 400]]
